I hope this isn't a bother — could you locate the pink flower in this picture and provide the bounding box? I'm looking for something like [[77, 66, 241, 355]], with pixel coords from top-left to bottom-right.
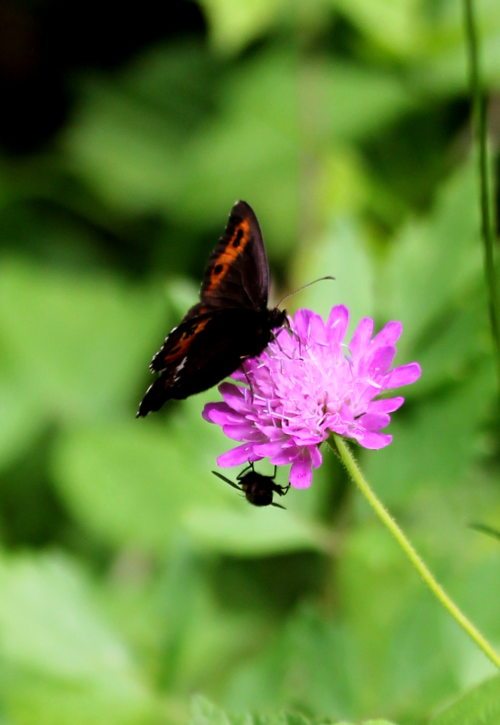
[[203, 307, 421, 489]]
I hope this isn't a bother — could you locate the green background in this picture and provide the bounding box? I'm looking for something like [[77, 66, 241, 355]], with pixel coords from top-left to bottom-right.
[[0, 1, 498, 723]]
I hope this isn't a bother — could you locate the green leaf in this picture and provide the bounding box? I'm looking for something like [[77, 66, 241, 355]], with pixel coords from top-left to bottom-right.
[[177, 47, 299, 258], [66, 44, 299, 260], [184, 505, 329, 557], [199, 0, 284, 54], [291, 215, 375, 324], [431, 675, 500, 725], [52, 408, 329, 557], [320, 61, 416, 142], [64, 76, 182, 214], [336, 521, 476, 718], [2, 673, 159, 725], [410, 283, 491, 395], [63, 40, 226, 216], [363, 357, 496, 507], [190, 693, 387, 724], [469, 523, 500, 543], [51, 421, 224, 552], [380, 161, 482, 359], [415, 0, 500, 93], [331, 1, 500, 92], [189, 695, 231, 725], [224, 606, 361, 716], [331, 0, 422, 58], [0, 375, 45, 470], [0, 258, 166, 423], [0, 553, 157, 724]]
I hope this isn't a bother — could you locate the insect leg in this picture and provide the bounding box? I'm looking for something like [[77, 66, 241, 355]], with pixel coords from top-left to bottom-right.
[[212, 471, 242, 491]]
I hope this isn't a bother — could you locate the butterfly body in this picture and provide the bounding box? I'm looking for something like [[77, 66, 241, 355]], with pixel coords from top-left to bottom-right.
[[137, 202, 286, 417], [212, 464, 290, 508]]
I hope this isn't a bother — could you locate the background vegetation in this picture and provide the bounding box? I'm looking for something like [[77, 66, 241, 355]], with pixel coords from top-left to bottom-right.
[[0, 1, 498, 722]]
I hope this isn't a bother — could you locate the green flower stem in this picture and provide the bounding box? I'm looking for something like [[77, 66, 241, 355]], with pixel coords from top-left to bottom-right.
[[463, 0, 500, 391], [328, 434, 500, 669]]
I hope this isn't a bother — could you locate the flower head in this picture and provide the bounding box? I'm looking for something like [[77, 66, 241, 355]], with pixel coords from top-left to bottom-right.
[[203, 306, 421, 489]]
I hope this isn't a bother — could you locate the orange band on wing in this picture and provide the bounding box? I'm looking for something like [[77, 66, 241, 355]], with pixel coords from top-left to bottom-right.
[[162, 317, 210, 363], [205, 219, 252, 294]]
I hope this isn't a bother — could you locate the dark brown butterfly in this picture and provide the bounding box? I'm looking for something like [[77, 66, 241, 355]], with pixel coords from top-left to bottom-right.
[[137, 201, 287, 417], [212, 464, 290, 508]]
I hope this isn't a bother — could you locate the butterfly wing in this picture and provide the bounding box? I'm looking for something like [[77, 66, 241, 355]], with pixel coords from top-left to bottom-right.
[[148, 303, 208, 375], [137, 308, 210, 416], [137, 307, 268, 416], [137, 202, 279, 416], [200, 201, 270, 311]]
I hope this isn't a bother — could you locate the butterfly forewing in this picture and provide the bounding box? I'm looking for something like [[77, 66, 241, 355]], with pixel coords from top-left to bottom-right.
[[200, 201, 269, 310]]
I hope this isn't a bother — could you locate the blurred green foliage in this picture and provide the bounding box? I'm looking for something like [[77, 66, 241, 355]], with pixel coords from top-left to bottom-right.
[[0, 1, 499, 723]]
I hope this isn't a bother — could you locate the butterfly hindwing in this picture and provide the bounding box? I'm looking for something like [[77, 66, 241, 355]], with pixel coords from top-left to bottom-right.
[[138, 309, 271, 414], [149, 304, 208, 374]]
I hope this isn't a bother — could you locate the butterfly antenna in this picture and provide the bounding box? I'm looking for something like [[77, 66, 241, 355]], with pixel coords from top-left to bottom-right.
[[276, 275, 335, 308]]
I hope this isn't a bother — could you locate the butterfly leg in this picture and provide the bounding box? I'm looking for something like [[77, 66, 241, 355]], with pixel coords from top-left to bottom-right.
[[240, 360, 256, 400], [271, 323, 304, 361], [281, 317, 305, 358]]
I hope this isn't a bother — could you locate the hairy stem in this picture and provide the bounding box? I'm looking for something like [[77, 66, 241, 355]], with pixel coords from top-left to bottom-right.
[[328, 435, 500, 668]]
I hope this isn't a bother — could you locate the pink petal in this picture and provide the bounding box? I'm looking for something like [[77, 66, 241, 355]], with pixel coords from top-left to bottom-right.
[[201, 403, 233, 424], [231, 368, 248, 382], [329, 421, 351, 439], [222, 424, 262, 441], [371, 321, 403, 348], [349, 317, 374, 357], [339, 403, 355, 422], [310, 445, 323, 468], [326, 305, 349, 344], [275, 325, 296, 354], [355, 431, 393, 449], [270, 448, 298, 465], [217, 444, 260, 467], [384, 362, 422, 389], [256, 425, 287, 441], [366, 346, 397, 375], [241, 357, 259, 373], [293, 309, 319, 340], [202, 402, 243, 425], [311, 316, 330, 346], [367, 397, 405, 414], [358, 412, 391, 431], [203, 304, 422, 479], [219, 383, 249, 412], [281, 422, 324, 445], [253, 441, 290, 457], [290, 451, 314, 488]]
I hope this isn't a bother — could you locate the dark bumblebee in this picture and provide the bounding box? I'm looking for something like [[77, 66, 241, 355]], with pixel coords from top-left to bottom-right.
[[212, 463, 290, 508]]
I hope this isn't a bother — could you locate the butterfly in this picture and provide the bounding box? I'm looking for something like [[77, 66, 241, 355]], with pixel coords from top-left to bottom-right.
[[212, 464, 290, 508], [136, 201, 287, 417]]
